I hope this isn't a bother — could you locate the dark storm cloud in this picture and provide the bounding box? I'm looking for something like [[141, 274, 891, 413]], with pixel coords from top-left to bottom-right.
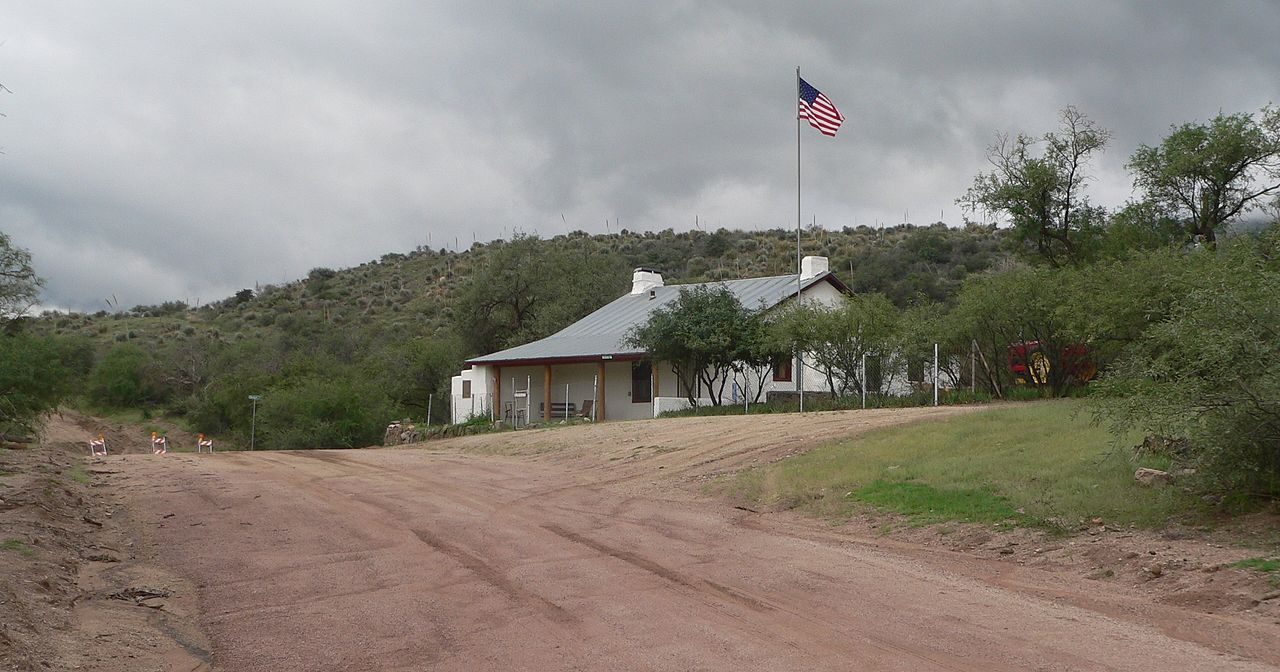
[[2, 1, 1278, 311]]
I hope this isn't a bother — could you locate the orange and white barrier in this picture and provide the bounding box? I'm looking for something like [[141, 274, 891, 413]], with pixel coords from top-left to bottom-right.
[[196, 433, 214, 453], [151, 432, 168, 455], [89, 435, 107, 456]]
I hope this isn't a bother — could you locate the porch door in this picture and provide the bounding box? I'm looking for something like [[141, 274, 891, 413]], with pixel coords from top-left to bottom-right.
[[631, 361, 652, 404]]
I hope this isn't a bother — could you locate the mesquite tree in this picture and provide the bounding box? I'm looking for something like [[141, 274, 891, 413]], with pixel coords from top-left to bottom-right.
[[1128, 106, 1280, 248], [960, 106, 1111, 267]]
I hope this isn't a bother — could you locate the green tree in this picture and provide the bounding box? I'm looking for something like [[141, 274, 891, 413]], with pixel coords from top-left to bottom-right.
[[1094, 234, 1280, 498], [0, 335, 75, 437], [947, 266, 1086, 396], [1099, 200, 1186, 258], [1128, 106, 1280, 248], [960, 107, 1111, 267], [770, 294, 900, 396], [369, 334, 465, 423], [256, 373, 395, 450], [626, 285, 763, 406], [0, 232, 42, 325], [88, 344, 157, 408], [454, 234, 628, 354], [896, 301, 954, 391]]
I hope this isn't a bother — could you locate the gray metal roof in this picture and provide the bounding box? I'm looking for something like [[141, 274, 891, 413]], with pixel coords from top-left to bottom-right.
[[467, 272, 840, 365]]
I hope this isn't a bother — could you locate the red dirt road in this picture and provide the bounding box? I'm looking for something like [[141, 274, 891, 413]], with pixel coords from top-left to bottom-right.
[[108, 410, 1279, 671]]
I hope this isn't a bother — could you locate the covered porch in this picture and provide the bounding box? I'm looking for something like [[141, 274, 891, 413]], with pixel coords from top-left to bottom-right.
[[450, 357, 687, 425]]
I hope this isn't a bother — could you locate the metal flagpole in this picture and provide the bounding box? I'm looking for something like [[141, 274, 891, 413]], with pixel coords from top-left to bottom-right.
[[796, 66, 805, 414]]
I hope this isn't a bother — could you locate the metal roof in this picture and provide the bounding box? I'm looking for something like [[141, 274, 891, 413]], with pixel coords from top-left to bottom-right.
[[467, 272, 843, 366]]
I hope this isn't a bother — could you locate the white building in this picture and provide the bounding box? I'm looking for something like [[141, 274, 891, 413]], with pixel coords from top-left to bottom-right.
[[449, 256, 850, 424]]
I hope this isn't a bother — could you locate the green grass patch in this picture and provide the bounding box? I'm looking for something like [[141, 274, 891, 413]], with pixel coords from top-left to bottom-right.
[[725, 399, 1195, 529], [69, 462, 90, 484], [849, 480, 1031, 526], [0, 469, 16, 477], [2, 538, 34, 557], [1233, 557, 1280, 572]]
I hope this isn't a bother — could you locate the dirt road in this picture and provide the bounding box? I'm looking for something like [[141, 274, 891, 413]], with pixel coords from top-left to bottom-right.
[[96, 408, 1278, 670]]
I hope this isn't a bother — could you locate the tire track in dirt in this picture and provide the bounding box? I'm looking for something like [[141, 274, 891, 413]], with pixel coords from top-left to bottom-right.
[[540, 523, 1003, 672], [102, 406, 1280, 671], [410, 528, 576, 625]]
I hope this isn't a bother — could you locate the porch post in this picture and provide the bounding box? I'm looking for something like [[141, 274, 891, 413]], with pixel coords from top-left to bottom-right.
[[652, 362, 660, 401], [597, 361, 607, 421], [494, 366, 502, 423], [543, 364, 552, 422]]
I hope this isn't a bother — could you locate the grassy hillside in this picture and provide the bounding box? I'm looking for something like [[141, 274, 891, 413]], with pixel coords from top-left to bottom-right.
[[24, 224, 1010, 448], [37, 223, 1010, 355], [723, 400, 1194, 529]]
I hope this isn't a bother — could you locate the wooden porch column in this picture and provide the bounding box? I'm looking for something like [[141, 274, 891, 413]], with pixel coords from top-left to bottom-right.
[[652, 362, 660, 400], [597, 361, 607, 421], [543, 364, 552, 422], [494, 366, 502, 422]]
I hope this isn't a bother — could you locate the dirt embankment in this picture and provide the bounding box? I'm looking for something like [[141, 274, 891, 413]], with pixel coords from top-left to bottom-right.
[[0, 411, 209, 671]]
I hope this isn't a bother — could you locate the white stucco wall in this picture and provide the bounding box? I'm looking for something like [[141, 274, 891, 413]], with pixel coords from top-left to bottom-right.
[[450, 366, 494, 424], [797, 279, 845, 308]]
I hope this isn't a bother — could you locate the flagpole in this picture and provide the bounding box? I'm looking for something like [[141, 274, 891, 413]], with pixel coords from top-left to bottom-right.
[[795, 66, 805, 414]]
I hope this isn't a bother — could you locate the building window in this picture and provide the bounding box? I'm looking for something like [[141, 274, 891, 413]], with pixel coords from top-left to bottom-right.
[[772, 355, 793, 382], [907, 358, 925, 383], [865, 355, 883, 394], [462, 380, 472, 399], [632, 361, 652, 403]]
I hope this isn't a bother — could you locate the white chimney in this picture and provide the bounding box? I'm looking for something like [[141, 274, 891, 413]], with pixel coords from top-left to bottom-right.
[[800, 255, 829, 281], [631, 268, 664, 295]]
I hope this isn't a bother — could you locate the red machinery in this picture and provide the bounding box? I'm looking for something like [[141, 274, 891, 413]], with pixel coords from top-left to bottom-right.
[[1008, 341, 1096, 385]]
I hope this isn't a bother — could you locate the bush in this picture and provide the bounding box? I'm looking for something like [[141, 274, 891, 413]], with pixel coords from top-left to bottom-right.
[[0, 334, 76, 435], [87, 344, 157, 408], [1094, 237, 1280, 499], [255, 374, 395, 450]]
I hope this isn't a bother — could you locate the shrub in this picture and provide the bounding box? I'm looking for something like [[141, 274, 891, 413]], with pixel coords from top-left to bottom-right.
[[0, 334, 76, 435], [256, 374, 395, 450], [87, 344, 163, 408], [1094, 237, 1280, 499]]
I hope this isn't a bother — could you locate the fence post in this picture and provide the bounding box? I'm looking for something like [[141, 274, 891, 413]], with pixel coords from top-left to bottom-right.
[[861, 353, 866, 409], [933, 343, 939, 406], [564, 383, 570, 420], [427, 394, 433, 428], [592, 374, 599, 421]]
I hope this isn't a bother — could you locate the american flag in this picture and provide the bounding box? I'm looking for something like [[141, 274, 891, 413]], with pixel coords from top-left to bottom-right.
[[798, 76, 843, 137]]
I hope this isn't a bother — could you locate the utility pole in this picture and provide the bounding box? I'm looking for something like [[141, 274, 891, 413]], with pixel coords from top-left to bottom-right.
[[248, 395, 262, 450]]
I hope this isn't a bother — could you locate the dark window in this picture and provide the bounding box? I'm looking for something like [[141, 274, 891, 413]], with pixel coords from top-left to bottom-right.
[[677, 373, 695, 398], [632, 361, 653, 403], [865, 355, 883, 393], [772, 355, 793, 382], [907, 358, 925, 383], [462, 380, 472, 399]]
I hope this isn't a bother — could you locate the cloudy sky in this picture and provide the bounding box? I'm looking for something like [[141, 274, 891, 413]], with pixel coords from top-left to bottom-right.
[[3, 2, 1279, 312]]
